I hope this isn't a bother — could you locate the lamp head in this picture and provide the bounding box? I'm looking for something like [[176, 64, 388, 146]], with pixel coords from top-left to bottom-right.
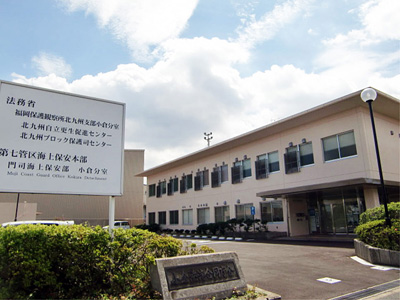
[[361, 88, 377, 103]]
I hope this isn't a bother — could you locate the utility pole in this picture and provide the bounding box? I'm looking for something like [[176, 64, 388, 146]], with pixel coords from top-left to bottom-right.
[[204, 132, 213, 147]]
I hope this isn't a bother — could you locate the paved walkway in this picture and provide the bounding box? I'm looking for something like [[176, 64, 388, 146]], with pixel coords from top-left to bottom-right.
[[184, 238, 400, 300], [363, 286, 400, 300]]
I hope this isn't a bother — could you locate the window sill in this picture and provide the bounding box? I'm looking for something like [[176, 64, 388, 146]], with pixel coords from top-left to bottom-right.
[[324, 155, 358, 163], [300, 163, 315, 168]]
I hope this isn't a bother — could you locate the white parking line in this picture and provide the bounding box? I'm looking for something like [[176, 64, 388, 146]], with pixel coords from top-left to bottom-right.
[[351, 256, 400, 271], [185, 239, 230, 245]]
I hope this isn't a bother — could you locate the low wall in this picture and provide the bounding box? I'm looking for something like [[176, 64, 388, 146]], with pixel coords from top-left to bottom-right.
[[354, 239, 400, 267]]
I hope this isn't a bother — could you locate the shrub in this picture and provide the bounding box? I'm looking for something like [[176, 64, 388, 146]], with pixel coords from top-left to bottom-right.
[[355, 219, 400, 251], [215, 222, 230, 235], [134, 223, 161, 233], [196, 223, 209, 235], [0, 225, 213, 299], [359, 202, 400, 225]]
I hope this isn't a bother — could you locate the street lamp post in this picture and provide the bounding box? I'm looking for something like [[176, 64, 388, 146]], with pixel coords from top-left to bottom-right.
[[360, 88, 391, 227]]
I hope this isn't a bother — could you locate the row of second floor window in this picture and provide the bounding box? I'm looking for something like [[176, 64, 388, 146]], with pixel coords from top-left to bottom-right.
[[148, 130, 357, 197], [147, 201, 284, 225]]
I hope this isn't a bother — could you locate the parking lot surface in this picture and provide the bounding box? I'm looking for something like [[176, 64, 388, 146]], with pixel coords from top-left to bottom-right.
[[187, 239, 400, 300]]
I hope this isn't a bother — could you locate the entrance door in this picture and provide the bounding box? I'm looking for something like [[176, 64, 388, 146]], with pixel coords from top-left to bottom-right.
[[321, 200, 347, 234], [321, 204, 333, 233], [332, 202, 346, 233], [309, 188, 365, 235]]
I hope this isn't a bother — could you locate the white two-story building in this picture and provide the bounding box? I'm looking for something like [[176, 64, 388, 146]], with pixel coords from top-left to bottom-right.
[[137, 88, 399, 236]]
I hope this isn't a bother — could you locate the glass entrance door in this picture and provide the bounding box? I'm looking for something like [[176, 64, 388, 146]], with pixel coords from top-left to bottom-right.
[[308, 187, 365, 235], [320, 204, 333, 233], [321, 201, 346, 234], [320, 199, 362, 234], [332, 202, 347, 233]]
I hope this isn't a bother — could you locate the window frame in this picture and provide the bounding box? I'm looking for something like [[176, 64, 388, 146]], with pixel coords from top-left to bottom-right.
[[194, 169, 209, 191], [156, 180, 166, 198], [148, 184, 156, 197], [211, 164, 229, 188], [215, 206, 230, 223], [169, 210, 179, 225], [284, 142, 314, 174], [231, 158, 252, 184], [260, 200, 284, 223], [167, 177, 179, 196], [197, 207, 210, 225], [284, 146, 300, 174], [182, 209, 193, 225], [268, 151, 280, 173], [148, 212, 156, 225], [221, 164, 228, 183], [180, 174, 193, 193], [211, 166, 221, 188], [299, 142, 314, 167], [158, 211, 166, 225], [255, 154, 268, 180], [235, 203, 254, 221], [322, 131, 357, 162]]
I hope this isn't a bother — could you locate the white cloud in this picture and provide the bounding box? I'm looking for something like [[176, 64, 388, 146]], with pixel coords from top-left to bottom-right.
[[59, 0, 199, 61], [12, 0, 400, 169], [235, 0, 315, 48], [313, 0, 399, 92], [359, 0, 400, 40], [31, 52, 73, 78]]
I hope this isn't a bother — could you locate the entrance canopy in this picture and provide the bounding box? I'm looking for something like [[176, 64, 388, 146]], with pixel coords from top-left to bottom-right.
[[256, 178, 381, 199]]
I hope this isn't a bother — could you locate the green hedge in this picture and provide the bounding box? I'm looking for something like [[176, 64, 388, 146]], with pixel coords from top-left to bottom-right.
[[355, 219, 400, 251], [0, 225, 213, 299], [359, 202, 400, 225]]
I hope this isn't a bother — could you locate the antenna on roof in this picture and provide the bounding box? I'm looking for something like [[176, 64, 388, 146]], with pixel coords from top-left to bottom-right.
[[204, 132, 213, 147]]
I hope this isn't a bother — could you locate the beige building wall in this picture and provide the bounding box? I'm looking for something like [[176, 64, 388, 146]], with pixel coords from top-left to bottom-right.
[[0, 202, 37, 224], [139, 89, 399, 236], [0, 149, 145, 226]]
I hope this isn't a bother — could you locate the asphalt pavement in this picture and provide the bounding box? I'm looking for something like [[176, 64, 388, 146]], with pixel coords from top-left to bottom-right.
[[183, 238, 400, 300]]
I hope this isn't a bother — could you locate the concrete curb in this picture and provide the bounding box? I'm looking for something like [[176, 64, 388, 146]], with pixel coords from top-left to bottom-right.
[[354, 239, 400, 267], [247, 284, 281, 300]]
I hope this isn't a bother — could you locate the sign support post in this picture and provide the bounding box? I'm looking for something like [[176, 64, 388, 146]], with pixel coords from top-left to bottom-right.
[[14, 193, 20, 221], [109, 196, 115, 237]]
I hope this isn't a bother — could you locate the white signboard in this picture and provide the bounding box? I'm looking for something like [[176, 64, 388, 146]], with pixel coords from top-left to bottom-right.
[[0, 81, 125, 196]]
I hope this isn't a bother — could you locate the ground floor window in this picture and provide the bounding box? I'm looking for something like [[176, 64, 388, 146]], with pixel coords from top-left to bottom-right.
[[197, 208, 210, 224], [170, 210, 179, 225], [148, 212, 156, 225], [215, 206, 230, 223], [182, 209, 193, 225], [235, 203, 254, 221], [158, 211, 166, 225], [260, 200, 283, 222]]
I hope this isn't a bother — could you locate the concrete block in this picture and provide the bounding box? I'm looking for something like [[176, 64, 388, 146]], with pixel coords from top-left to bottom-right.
[[368, 247, 380, 264], [389, 250, 400, 266], [354, 239, 400, 267], [379, 249, 390, 265], [150, 251, 247, 300]]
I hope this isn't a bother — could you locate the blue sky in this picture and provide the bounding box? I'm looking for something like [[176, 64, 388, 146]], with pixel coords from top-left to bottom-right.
[[1, 0, 399, 168]]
